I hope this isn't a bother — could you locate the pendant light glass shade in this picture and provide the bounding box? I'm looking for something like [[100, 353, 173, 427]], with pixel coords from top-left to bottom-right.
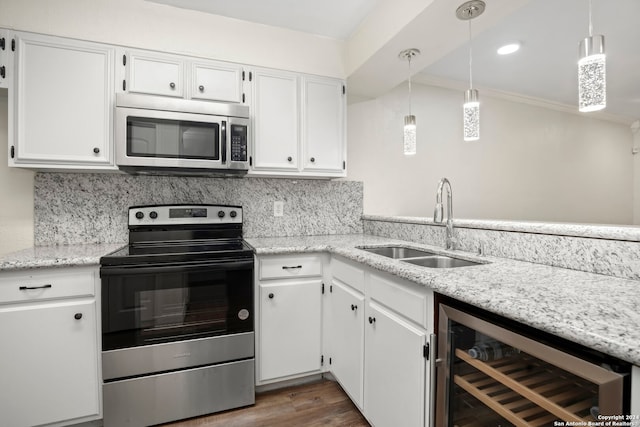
[[463, 89, 480, 141], [404, 115, 417, 155], [399, 48, 420, 155], [456, 1, 485, 142], [578, 35, 606, 112]]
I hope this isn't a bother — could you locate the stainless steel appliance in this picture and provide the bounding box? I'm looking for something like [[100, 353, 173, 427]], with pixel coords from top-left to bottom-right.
[[435, 297, 631, 426], [115, 93, 250, 175], [100, 204, 255, 427]]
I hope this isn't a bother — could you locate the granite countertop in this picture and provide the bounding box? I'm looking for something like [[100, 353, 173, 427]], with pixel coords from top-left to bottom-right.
[[363, 214, 640, 242], [0, 243, 125, 271], [247, 234, 640, 366], [2, 235, 638, 366]]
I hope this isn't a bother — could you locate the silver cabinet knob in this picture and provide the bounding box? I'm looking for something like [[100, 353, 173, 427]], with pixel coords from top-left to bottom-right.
[[169, 82, 176, 89], [198, 85, 204, 92]]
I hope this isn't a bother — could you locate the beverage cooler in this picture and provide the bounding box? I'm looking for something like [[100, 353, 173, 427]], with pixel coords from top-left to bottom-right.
[[435, 299, 631, 426]]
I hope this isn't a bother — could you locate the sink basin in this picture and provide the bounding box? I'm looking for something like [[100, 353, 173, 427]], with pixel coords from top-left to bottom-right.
[[358, 246, 437, 259], [402, 256, 483, 268]]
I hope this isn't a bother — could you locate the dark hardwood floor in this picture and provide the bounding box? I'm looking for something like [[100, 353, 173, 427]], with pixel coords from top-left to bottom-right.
[[161, 379, 371, 427]]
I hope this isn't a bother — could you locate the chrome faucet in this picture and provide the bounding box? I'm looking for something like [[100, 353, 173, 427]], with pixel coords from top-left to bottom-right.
[[433, 178, 455, 250]]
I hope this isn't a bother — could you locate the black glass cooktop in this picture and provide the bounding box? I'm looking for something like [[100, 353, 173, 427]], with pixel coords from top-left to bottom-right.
[[101, 239, 254, 266]]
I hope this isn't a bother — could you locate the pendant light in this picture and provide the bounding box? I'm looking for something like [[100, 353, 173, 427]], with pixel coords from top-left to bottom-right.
[[399, 48, 420, 155], [578, 0, 606, 112], [456, 1, 485, 142]]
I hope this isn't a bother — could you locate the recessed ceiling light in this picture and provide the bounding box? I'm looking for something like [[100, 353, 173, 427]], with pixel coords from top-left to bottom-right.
[[497, 43, 520, 55]]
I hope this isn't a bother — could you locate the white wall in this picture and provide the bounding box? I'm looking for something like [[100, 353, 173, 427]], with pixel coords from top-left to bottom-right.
[[0, 93, 34, 256], [347, 82, 635, 225]]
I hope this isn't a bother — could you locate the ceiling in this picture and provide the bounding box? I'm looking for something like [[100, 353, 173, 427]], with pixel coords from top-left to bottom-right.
[[145, 0, 639, 122], [421, 0, 640, 123], [145, 0, 379, 40]]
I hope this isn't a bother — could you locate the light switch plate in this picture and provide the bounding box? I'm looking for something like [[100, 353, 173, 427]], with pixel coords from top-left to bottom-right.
[[273, 201, 284, 217]]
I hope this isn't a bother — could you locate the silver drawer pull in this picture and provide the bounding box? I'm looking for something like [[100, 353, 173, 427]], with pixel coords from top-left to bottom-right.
[[282, 265, 302, 270], [19, 284, 52, 291]]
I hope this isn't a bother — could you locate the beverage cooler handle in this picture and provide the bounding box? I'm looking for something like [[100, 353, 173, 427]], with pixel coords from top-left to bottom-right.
[[221, 121, 227, 164], [429, 333, 437, 427]]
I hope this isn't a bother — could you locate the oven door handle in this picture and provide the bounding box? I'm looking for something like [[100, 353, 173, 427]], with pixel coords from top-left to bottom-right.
[[100, 259, 253, 276]]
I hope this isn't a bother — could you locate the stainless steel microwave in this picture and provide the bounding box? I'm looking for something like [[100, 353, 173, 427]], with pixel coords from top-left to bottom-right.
[[115, 93, 250, 175]]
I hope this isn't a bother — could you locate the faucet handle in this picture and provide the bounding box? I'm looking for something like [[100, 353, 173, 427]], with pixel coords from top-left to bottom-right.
[[433, 203, 443, 223]]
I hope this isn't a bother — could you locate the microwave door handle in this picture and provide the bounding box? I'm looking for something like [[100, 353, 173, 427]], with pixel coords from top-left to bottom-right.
[[221, 121, 227, 164]]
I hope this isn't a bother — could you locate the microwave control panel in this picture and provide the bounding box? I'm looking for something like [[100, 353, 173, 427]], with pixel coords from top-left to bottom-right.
[[230, 125, 248, 162]]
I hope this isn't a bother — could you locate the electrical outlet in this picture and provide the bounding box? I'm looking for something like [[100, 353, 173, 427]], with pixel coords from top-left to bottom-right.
[[273, 201, 284, 217]]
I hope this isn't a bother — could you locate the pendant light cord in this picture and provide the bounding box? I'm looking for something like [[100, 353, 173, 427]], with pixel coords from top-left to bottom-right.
[[407, 54, 413, 116], [588, 0, 593, 36], [468, 19, 473, 89]]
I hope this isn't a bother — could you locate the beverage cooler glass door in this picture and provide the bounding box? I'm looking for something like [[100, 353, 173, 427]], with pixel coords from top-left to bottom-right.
[[102, 260, 253, 351], [436, 304, 628, 426]]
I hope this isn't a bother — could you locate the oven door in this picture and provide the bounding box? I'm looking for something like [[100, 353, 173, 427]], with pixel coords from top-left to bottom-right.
[[115, 106, 228, 170], [101, 258, 253, 351]]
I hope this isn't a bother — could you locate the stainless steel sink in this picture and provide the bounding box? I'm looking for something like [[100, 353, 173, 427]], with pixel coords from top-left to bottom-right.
[[402, 256, 482, 268], [358, 246, 437, 259]]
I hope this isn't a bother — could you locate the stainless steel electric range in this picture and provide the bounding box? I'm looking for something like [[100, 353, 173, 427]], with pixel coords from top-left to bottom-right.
[[100, 204, 255, 427]]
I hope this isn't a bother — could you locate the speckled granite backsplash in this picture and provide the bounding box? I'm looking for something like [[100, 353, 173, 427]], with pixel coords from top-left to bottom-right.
[[35, 173, 363, 245], [364, 217, 640, 281]]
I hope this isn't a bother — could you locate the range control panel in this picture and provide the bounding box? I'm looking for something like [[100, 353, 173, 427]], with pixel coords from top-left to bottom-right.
[[128, 205, 243, 226]]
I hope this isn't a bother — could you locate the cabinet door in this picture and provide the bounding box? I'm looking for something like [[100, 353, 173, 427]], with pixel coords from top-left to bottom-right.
[[330, 280, 365, 409], [251, 69, 299, 171], [12, 33, 114, 166], [302, 76, 345, 174], [126, 51, 184, 97], [0, 30, 9, 89], [364, 301, 426, 427], [191, 61, 242, 103], [0, 299, 100, 427], [259, 279, 322, 381]]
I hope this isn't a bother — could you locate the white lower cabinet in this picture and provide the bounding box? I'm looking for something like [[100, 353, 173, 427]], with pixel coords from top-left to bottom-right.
[[256, 254, 324, 384], [0, 267, 101, 427], [257, 254, 435, 425], [329, 279, 365, 409], [328, 256, 434, 427], [364, 301, 427, 427]]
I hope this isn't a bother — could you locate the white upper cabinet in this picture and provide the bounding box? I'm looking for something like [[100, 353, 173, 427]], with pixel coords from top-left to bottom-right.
[[121, 49, 244, 103], [124, 50, 184, 97], [248, 67, 346, 178], [191, 60, 243, 103], [302, 76, 346, 174], [0, 30, 9, 89], [250, 68, 300, 172], [10, 32, 115, 169]]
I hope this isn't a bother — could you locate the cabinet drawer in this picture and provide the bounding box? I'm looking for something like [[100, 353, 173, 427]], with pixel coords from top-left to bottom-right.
[[259, 255, 322, 280], [0, 268, 96, 304], [368, 272, 429, 328], [331, 257, 364, 293]]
